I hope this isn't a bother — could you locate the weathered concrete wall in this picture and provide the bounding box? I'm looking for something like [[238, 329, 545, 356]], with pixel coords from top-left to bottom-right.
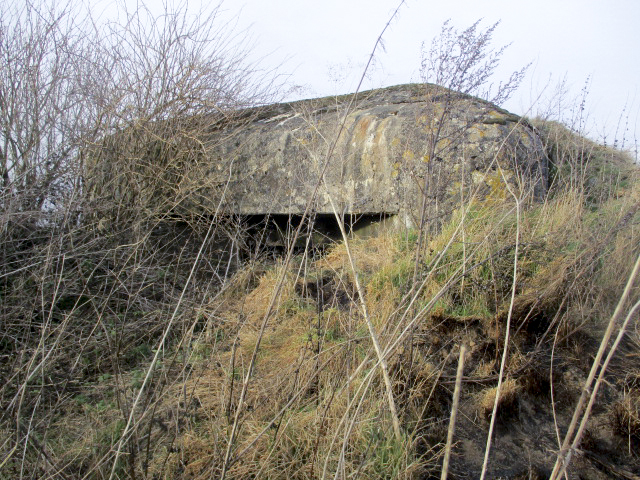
[[202, 84, 547, 228], [88, 84, 547, 231]]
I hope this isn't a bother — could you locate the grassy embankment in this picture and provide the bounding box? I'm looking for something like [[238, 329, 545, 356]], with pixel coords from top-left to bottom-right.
[[1, 119, 639, 479]]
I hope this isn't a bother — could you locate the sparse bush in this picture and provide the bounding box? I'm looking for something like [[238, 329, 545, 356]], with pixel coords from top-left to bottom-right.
[[0, 1, 278, 478], [532, 118, 638, 205]]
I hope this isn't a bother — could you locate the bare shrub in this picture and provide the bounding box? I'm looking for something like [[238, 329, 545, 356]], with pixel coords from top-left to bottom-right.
[[420, 20, 526, 105], [404, 20, 532, 275], [83, 3, 277, 233], [0, 1, 279, 478]]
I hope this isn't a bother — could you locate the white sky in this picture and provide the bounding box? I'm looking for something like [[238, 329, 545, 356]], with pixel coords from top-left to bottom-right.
[[99, 0, 640, 149]]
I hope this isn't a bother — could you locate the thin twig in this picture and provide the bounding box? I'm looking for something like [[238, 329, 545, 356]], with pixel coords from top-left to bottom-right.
[[480, 164, 521, 480], [441, 344, 466, 480], [550, 252, 640, 480], [219, 3, 406, 476], [107, 160, 235, 480], [326, 191, 402, 441]]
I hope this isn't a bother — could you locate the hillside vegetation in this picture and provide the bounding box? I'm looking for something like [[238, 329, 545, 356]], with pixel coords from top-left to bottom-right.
[[1, 3, 640, 479], [2, 115, 639, 479]]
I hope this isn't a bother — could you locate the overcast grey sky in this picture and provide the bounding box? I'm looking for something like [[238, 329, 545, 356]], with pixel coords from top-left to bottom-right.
[[100, 0, 639, 149], [230, 0, 639, 148]]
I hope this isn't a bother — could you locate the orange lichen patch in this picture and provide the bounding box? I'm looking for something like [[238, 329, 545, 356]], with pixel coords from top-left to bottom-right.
[[391, 161, 402, 179], [355, 115, 373, 142], [467, 125, 488, 142], [372, 119, 387, 143], [483, 110, 509, 125], [435, 137, 451, 154], [485, 170, 510, 201]]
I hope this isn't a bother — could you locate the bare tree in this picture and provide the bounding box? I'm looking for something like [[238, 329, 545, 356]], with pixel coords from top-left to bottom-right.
[[0, 1, 94, 218], [0, 2, 279, 478], [82, 2, 279, 233], [0, 0, 277, 228]]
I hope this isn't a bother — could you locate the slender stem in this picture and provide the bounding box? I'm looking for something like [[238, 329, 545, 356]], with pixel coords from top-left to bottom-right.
[[325, 192, 402, 442], [108, 160, 235, 480], [220, 5, 407, 474], [480, 165, 521, 480], [549, 252, 640, 480], [441, 344, 466, 480]]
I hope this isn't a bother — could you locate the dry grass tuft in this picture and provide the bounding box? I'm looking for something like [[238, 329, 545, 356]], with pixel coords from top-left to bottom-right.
[[472, 360, 496, 379], [610, 374, 640, 442], [320, 232, 400, 277], [243, 264, 298, 327], [611, 393, 640, 441], [477, 378, 520, 420]]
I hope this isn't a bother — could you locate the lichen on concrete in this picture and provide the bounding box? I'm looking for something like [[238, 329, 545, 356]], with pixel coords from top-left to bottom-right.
[[201, 84, 547, 229], [89, 84, 548, 231]]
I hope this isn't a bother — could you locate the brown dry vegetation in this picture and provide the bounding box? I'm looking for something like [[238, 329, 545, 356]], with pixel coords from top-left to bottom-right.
[[2, 4, 640, 479], [3, 118, 638, 479]]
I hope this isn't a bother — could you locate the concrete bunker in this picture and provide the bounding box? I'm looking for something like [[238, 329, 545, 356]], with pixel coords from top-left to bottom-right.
[[87, 84, 549, 241]]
